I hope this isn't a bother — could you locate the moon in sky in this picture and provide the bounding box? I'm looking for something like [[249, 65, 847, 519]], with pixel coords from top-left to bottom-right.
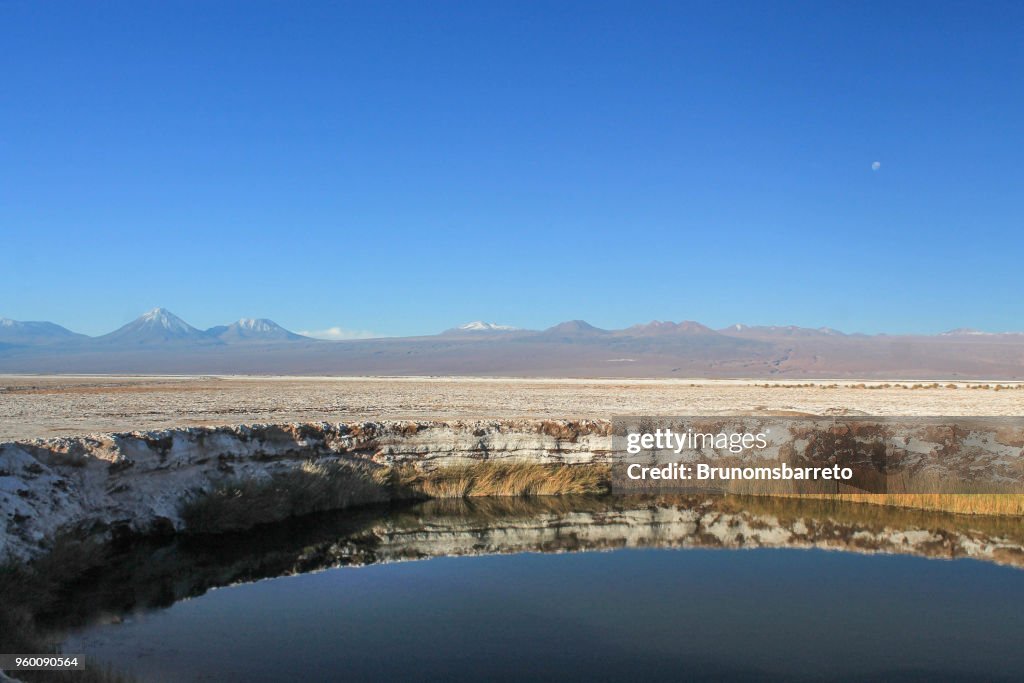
[[871, 161, 881, 171]]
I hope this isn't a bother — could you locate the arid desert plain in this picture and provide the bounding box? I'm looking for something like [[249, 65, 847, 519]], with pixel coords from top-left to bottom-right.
[[2, 374, 1022, 442]]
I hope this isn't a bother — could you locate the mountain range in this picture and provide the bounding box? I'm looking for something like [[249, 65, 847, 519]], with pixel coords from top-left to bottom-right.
[[1, 309, 309, 347], [1, 308, 1022, 379]]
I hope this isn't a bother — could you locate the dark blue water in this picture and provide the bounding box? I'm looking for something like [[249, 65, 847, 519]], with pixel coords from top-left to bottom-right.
[[65, 546, 1024, 682]]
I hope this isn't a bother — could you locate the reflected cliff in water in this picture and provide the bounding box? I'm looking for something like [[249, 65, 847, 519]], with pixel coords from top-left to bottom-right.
[[43, 494, 1024, 633]]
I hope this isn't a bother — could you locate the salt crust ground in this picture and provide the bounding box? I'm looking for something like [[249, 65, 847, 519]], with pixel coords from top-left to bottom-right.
[[2, 375, 1021, 442]]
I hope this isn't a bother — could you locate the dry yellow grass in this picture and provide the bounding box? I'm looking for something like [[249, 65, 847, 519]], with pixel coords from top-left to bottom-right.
[[804, 493, 1024, 516], [398, 462, 611, 498], [182, 458, 1021, 538], [725, 475, 1024, 516]]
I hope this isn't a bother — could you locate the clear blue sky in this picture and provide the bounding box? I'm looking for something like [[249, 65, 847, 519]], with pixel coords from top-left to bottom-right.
[[3, 1, 1022, 337]]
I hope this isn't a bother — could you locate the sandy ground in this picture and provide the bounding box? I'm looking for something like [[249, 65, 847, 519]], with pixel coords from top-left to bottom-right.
[[1, 374, 1022, 442]]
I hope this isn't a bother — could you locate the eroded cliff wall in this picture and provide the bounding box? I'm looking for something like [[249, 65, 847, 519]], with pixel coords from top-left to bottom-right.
[[2, 418, 1022, 563], [0, 420, 611, 562]]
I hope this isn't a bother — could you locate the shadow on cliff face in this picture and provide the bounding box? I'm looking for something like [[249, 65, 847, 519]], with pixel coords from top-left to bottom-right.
[[178, 461, 611, 534], [179, 459, 397, 534]]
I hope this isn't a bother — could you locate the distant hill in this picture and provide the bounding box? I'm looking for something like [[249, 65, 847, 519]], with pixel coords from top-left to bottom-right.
[[940, 328, 1024, 338], [539, 320, 609, 339], [719, 324, 846, 338], [0, 318, 87, 346], [623, 320, 719, 337], [208, 318, 310, 343], [0, 310, 1022, 379]]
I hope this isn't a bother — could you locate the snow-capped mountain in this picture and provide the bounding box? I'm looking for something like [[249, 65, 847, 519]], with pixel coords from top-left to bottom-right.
[[441, 321, 523, 335], [208, 318, 309, 342], [457, 321, 520, 332], [97, 308, 212, 345]]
